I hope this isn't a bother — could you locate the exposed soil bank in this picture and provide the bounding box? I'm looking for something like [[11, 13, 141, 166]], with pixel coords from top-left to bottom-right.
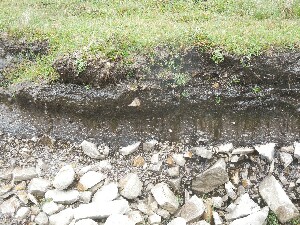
[[0, 49, 300, 146]]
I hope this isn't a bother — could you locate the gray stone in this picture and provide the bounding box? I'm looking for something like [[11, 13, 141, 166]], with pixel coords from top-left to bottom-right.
[[35, 212, 49, 225], [143, 140, 158, 151], [75, 219, 98, 225], [192, 159, 229, 193], [229, 207, 269, 225], [80, 140, 101, 159], [156, 208, 170, 219], [0, 184, 13, 197], [53, 165, 75, 190], [279, 152, 293, 168], [232, 147, 255, 155], [119, 173, 143, 199], [93, 183, 118, 203], [73, 199, 130, 220], [254, 143, 276, 162], [78, 171, 106, 191], [49, 208, 74, 225], [225, 193, 260, 221], [191, 147, 213, 159], [45, 190, 79, 204], [42, 201, 63, 215], [0, 196, 20, 215], [179, 195, 205, 223], [167, 217, 187, 225], [13, 167, 38, 181], [212, 197, 223, 209], [28, 178, 51, 196], [168, 178, 181, 192], [172, 154, 186, 166], [167, 166, 180, 177], [151, 182, 179, 214], [104, 214, 134, 225], [191, 221, 210, 225], [120, 142, 141, 155], [294, 142, 300, 159], [15, 207, 30, 220], [259, 175, 299, 223]]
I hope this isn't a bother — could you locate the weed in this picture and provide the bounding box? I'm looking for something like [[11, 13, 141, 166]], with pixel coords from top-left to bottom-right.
[[75, 58, 87, 75], [212, 49, 224, 64], [181, 90, 189, 98], [215, 95, 221, 104], [252, 85, 262, 94], [290, 217, 300, 225], [174, 73, 190, 86], [267, 211, 279, 225]]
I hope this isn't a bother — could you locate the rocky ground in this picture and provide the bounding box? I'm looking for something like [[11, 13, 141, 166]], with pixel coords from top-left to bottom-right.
[[1, 133, 300, 225]]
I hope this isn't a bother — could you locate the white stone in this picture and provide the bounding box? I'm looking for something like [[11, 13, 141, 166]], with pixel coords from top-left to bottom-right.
[[151, 182, 179, 214], [0, 196, 20, 215], [225, 193, 260, 221], [179, 195, 205, 223], [192, 221, 210, 225], [13, 167, 38, 181], [213, 211, 223, 225], [149, 213, 161, 224], [294, 142, 300, 159], [15, 207, 30, 220], [80, 140, 101, 159], [73, 199, 130, 220], [79, 191, 92, 203], [104, 214, 134, 225], [78, 171, 106, 191], [259, 175, 299, 223], [191, 147, 213, 159], [49, 208, 74, 225], [254, 143, 276, 162], [75, 219, 98, 225], [45, 190, 79, 204], [216, 143, 234, 153], [167, 217, 187, 225], [119, 173, 143, 199], [126, 210, 144, 224], [93, 183, 118, 203], [151, 153, 160, 164], [229, 206, 269, 225], [279, 152, 293, 168], [172, 154, 186, 166], [157, 208, 170, 219], [143, 140, 158, 151], [35, 212, 49, 225], [53, 165, 75, 190], [167, 166, 180, 177], [212, 197, 223, 209], [28, 178, 51, 196], [42, 201, 63, 215], [225, 181, 237, 200], [120, 142, 141, 155], [232, 147, 255, 155]]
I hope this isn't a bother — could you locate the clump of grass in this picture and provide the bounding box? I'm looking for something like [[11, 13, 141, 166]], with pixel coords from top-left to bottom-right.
[[267, 211, 280, 225], [0, 0, 299, 83]]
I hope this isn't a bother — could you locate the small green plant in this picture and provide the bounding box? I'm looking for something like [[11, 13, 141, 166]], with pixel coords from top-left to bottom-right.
[[174, 73, 190, 86], [212, 49, 224, 64], [252, 85, 262, 94], [290, 217, 300, 225], [215, 95, 221, 104], [75, 58, 87, 75], [267, 211, 279, 225], [181, 90, 189, 98]]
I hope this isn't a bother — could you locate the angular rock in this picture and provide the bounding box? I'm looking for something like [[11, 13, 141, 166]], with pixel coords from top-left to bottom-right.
[[167, 166, 180, 177], [294, 142, 300, 159], [13, 167, 38, 181], [42, 201, 63, 215], [192, 221, 210, 225], [151, 182, 179, 214], [49, 208, 74, 225], [53, 165, 75, 190], [225, 193, 260, 221], [120, 142, 141, 155], [213, 211, 223, 225], [172, 154, 186, 166], [77, 171, 106, 191], [93, 183, 118, 203], [191, 147, 213, 159], [0, 196, 20, 215], [127, 210, 144, 224], [73, 199, 130, 220], [28, 178, 51, 196], [75, 219, 98, 225], [279, 152, 293, 168], [232, 147, 255, 155], [80, 140, 101, 159], [225, 181, 237, 200], [35, 212, 49, 225], [216, 143, 233, 153], [157, 208, 170, 219], [229, 207, 269, 225], [79, 191, 92, 203], [149, 213, 161, 224], [45, 190, 79, 204], [192, 159, 229, 193], [119, 173, 143, 199], [104, 214, 135, 225], [254, 143, 276, 162], [179, 195, 205, 223], [15, 207, 30, 220], [143, 140, 158, 151], [167, 217, 187, 225], [212, 197, 223, 209], [259, 175, 299, 223], [0, 183, 13, 197]]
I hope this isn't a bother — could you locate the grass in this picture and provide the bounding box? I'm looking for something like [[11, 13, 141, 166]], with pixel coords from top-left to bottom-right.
[[0, 0, 300, 83]]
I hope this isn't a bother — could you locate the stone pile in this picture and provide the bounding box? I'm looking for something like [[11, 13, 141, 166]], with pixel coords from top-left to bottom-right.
[[0, 139, 300, 224]]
